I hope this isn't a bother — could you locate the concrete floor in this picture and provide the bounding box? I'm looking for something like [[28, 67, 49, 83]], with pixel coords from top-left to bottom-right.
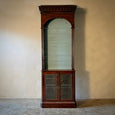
[[0, 99, 115, 115]]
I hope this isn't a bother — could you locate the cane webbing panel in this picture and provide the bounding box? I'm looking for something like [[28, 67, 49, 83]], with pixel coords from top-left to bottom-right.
[[45, 74, 57, 100], [45, 87, 57, 100], [60, 74, 72, 100], [45, 74, 57, 86], [61, 87, 72, 100], [60, 74, 72, 87]]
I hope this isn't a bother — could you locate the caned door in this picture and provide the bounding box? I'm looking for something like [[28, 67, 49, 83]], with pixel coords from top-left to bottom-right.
[[43, 71, 74, 101], [60, 71, 74, 101], [43, 72, 59, 101]]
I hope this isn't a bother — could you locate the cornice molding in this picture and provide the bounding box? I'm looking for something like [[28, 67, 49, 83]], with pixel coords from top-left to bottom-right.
[[39, 5, 76, 14]]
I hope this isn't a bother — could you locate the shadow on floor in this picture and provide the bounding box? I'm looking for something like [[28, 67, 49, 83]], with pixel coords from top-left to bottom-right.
[[77, 99, 115, 108]]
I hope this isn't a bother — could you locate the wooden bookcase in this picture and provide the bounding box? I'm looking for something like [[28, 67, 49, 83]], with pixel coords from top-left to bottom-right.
[[39, 5, 77, 108]]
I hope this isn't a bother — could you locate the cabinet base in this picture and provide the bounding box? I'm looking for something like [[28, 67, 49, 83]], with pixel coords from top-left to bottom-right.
[[41, 101, 76, 108]]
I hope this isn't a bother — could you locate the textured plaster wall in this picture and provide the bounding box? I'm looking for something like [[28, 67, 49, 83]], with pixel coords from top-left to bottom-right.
[[0, 0, 115, 99]]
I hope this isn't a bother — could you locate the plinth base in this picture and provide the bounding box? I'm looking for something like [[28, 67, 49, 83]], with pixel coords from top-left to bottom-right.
[[41, 101, 76, 108]]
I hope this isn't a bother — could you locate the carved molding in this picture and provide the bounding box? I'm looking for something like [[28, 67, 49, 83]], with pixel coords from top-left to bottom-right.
[[39, 5, 76, 14], [39, 5, 77, 28]]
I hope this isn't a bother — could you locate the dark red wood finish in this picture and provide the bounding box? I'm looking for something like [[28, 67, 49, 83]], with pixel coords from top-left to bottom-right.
[[39, 5, 77, 70], [39, 5, 77, 108], [42, 70, 76, 108]]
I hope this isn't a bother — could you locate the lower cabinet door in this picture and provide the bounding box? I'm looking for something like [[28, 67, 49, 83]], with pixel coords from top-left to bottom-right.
[[43, 72, 59, 101], [43, 71, 74, 101], [60, 72, 73, 100]]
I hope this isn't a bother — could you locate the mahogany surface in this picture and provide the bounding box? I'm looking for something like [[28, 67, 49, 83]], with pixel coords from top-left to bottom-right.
[[39, 5, 77, 108]]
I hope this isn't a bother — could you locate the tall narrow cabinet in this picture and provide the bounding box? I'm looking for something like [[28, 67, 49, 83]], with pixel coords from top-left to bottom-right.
[[39, 5, 77, 108]]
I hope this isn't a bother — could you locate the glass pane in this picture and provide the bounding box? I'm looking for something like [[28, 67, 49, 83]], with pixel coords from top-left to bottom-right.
[[47, 18, 72, 70]]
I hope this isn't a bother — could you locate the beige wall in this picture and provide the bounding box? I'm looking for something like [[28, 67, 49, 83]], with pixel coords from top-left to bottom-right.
[[0, 0, 115, 99]]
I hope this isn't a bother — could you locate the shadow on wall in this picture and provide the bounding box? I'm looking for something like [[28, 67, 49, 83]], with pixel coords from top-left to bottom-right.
[[74, 7, 90, 99]]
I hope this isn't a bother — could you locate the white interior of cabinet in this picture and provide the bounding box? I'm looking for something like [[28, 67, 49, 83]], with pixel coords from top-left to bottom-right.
[[47, 18, 72, 70]]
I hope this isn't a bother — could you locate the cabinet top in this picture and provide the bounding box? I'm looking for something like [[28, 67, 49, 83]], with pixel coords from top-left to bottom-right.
[[39, 5, 77, 14]]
